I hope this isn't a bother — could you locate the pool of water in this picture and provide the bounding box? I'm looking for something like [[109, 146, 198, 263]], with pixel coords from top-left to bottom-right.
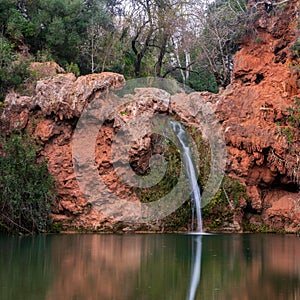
[[0, 233, 299, 300]]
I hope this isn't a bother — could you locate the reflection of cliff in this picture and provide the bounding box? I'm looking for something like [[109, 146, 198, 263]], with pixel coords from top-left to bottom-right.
[[0, 234, 299, 299], [45, 234, 300, 300], [200, 234, 300, 300], [44, 234, 193, 300], [46, 235, 143, 300], [45, 234, 195, 300]]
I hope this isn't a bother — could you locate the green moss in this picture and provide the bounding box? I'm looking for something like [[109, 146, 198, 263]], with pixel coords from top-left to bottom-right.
[[131, 124, 211, 230], [134, 136, 181, 204], [50, 222, 63, 233], [242, 220, 277, 233], [160, 202, 191, 231], [290, 44, 300, 59], [202, 177, 248, 230], [129, 125, 249, 232]]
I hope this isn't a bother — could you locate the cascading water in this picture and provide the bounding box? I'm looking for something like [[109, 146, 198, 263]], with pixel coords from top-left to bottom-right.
[[171, 121, 203, 233]]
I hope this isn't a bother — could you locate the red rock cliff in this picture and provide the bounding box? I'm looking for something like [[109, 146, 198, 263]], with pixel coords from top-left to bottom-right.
[[215, 0, 300, 232], [1, 72, 128, 230], [1, 0, 299, 233]]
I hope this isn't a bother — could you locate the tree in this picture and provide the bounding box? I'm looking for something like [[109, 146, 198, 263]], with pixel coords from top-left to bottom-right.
[[0, 1, 33, 100], [122, 0, 250, 88], [196, 0, 248, 87], [21, 0, 87, 66], [0, 0, 257, 93], [124, 0, 199, 78], [14, 0, 118, 72], [0, 0, 35, 45], [79, 0, 122, 74]]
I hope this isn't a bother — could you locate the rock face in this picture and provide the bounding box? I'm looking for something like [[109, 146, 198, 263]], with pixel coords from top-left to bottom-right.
[[0, 70, 219, 231], [215, 0, 300, 232], [1, 1, 299, 232], [1, 72, 127, 230]]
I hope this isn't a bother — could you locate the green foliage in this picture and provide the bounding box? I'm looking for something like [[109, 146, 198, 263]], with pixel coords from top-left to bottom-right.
[[1, 0, 115, 73], [36, 49, 54, 63], [286, 96, 300, 129], [222, 176, 248, 207], [0, 133, 55, 234], [0, 0, 119, 97], [0, 50, 32, 101], [172, 61, 219, 93], [189, 126, 211, 187], [0, 35, 14, 67], [0, 0, 34, 42], [0, 2, 36, 99], [23, 0, 84, 66], [160, 202, 191, 231], [280, 127, 294, 144], [187, 68, 219, 93], [290, 40, 300, 54], [0, 0, 295, 98], [50, 221, 63, 233], [0, 0, 255, 95], [277, 96, 300, 146], [65, 62, 80, 76]]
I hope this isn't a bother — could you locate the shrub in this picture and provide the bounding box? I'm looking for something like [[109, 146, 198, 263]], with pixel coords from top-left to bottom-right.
[[0, 133, 55, 234], [0, 55, 32, 101], [65, 62, 80, 76]]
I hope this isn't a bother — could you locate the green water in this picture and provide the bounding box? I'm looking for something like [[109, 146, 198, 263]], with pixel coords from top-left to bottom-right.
[[0, 233, 299, 300]]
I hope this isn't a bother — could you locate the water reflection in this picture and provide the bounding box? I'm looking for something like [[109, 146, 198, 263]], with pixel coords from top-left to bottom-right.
[[187, 236, 202, 300], [45, 234, 143, 300], [0, 234, 299, 300]]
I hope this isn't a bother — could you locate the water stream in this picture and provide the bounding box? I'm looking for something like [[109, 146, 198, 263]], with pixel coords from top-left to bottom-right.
[[171, 121, 203, 232]]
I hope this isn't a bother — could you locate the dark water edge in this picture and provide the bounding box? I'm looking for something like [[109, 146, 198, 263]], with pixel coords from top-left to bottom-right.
[[0, 233, 299, 300]]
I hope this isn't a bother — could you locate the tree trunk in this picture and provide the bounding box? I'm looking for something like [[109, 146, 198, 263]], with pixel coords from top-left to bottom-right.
[[155, 34, 169, 77]]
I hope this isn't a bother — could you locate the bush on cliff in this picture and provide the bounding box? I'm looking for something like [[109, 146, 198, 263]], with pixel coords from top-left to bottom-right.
[[0, 133, 55, 234]]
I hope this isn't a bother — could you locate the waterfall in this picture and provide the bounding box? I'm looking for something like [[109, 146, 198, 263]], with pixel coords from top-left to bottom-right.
[[171, 121, 203, 233]]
